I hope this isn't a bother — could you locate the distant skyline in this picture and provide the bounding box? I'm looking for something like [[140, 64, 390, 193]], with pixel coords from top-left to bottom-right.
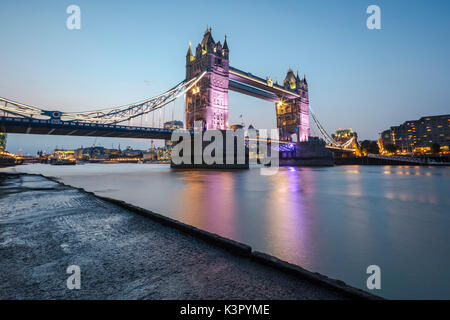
[[1, 0, 450, 154]]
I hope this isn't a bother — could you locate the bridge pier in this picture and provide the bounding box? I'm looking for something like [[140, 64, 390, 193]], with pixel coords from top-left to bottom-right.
[[279, 138, 334, 167], [170, 130, 249, 169]]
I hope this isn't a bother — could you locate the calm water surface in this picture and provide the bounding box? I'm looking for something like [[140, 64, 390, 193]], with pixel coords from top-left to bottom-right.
[[3, 163, 450, 299]]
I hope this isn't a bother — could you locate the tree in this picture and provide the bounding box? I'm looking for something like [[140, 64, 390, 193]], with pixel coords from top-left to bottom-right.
[[370, 141, 380, 154], [360, 140, 380, 155], [384, 144, 398, 154], [431, 143, 441, 154]]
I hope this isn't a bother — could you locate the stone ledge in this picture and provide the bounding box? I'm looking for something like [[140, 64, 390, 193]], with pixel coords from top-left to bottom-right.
[[96, 195, 252, 257], [250, 251, 383, 300]]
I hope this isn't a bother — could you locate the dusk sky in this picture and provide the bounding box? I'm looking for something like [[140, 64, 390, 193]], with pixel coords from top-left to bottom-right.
[[1, 0, 449, 154]]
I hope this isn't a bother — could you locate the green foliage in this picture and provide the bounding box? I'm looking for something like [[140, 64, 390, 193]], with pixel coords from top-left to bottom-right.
[[384, 143, 398, 154], [360, 140, 380, 154]]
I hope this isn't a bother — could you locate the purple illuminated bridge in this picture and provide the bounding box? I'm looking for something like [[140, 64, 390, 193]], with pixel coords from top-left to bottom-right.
[[185, 27, 310, 142]]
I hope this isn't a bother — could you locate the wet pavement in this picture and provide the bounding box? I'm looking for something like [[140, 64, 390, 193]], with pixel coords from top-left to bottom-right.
[[0, 173, 351, 299]]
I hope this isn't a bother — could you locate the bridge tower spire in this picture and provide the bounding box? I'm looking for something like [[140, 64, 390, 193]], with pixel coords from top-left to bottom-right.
[[223, 35, 229, 57], [186, 41, 194, 63], [185, 28, 230, 130]]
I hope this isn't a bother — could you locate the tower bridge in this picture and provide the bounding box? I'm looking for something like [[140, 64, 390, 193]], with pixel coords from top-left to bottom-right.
[[185, 27, 309, 142], [0, 27, 355, 152]]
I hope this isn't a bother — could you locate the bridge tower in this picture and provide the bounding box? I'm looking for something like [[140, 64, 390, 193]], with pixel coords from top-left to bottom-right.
[[276, 69, 310, 142], [185, 27, 230, 130]]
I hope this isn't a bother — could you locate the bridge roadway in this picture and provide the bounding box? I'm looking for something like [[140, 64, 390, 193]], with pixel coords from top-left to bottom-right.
[[1, 115, 355, 155], [0, 116, 173, 140]]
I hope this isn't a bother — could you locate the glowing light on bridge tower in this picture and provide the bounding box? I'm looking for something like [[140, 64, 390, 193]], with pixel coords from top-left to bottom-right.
[[277, 69, 310, 142], [185, 27, 229, 130]]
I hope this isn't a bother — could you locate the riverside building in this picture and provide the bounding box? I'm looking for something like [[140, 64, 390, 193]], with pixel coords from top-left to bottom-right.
[[380, 114, 450, 154]]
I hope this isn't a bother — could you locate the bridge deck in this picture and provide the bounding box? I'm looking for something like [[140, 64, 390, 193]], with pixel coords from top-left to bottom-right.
[[1, 116, 172, 140], [228, 80, 278, 102]]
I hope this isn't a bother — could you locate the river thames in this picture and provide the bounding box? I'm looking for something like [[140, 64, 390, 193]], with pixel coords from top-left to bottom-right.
[[2, 164, 449, 299]]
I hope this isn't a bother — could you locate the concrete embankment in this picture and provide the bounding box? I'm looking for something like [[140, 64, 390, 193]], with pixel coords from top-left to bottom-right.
[[0, 173, 381, 300]]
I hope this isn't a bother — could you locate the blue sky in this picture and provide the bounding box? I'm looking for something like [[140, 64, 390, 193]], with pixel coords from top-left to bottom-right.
[[1, 0, 449, 154]]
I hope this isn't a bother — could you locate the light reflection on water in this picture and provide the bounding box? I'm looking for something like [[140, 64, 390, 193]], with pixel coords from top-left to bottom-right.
[[2, 163, 450, 299]]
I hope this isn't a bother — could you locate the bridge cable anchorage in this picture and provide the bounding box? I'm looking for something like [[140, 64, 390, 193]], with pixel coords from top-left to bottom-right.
[[309, 106, 356, 150], [0, 71, 207, 125]]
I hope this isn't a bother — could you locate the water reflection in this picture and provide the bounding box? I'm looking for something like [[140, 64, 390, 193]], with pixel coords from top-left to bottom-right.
[[264, 168, 310, 265], [175, 171, 238, 239], [382, 166, 447, 177]]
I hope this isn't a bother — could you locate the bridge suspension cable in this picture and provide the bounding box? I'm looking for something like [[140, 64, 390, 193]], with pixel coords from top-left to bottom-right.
[[309, 106, 340, 147], [309, 106, 356, 150], [0, 71, 206, 125]]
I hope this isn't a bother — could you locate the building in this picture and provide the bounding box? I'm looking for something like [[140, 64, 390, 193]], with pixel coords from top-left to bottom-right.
[[121, 146, 144, 158], [332, 128, 357, 145], [143, 149, 158, 162], [164, 120, 183, 148], [380, 114, 450, 154], [0, 133, 6, 151], [164, 120, 183, 130], [0, 132, 18, 166], [75, 146, 109, 160], [48, 149, 76, 165], [229, 124, 244, 130]]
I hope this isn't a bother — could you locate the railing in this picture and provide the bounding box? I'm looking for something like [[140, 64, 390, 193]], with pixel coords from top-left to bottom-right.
[[367, 154, 426, 164], [0, 116, 173, 133]]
